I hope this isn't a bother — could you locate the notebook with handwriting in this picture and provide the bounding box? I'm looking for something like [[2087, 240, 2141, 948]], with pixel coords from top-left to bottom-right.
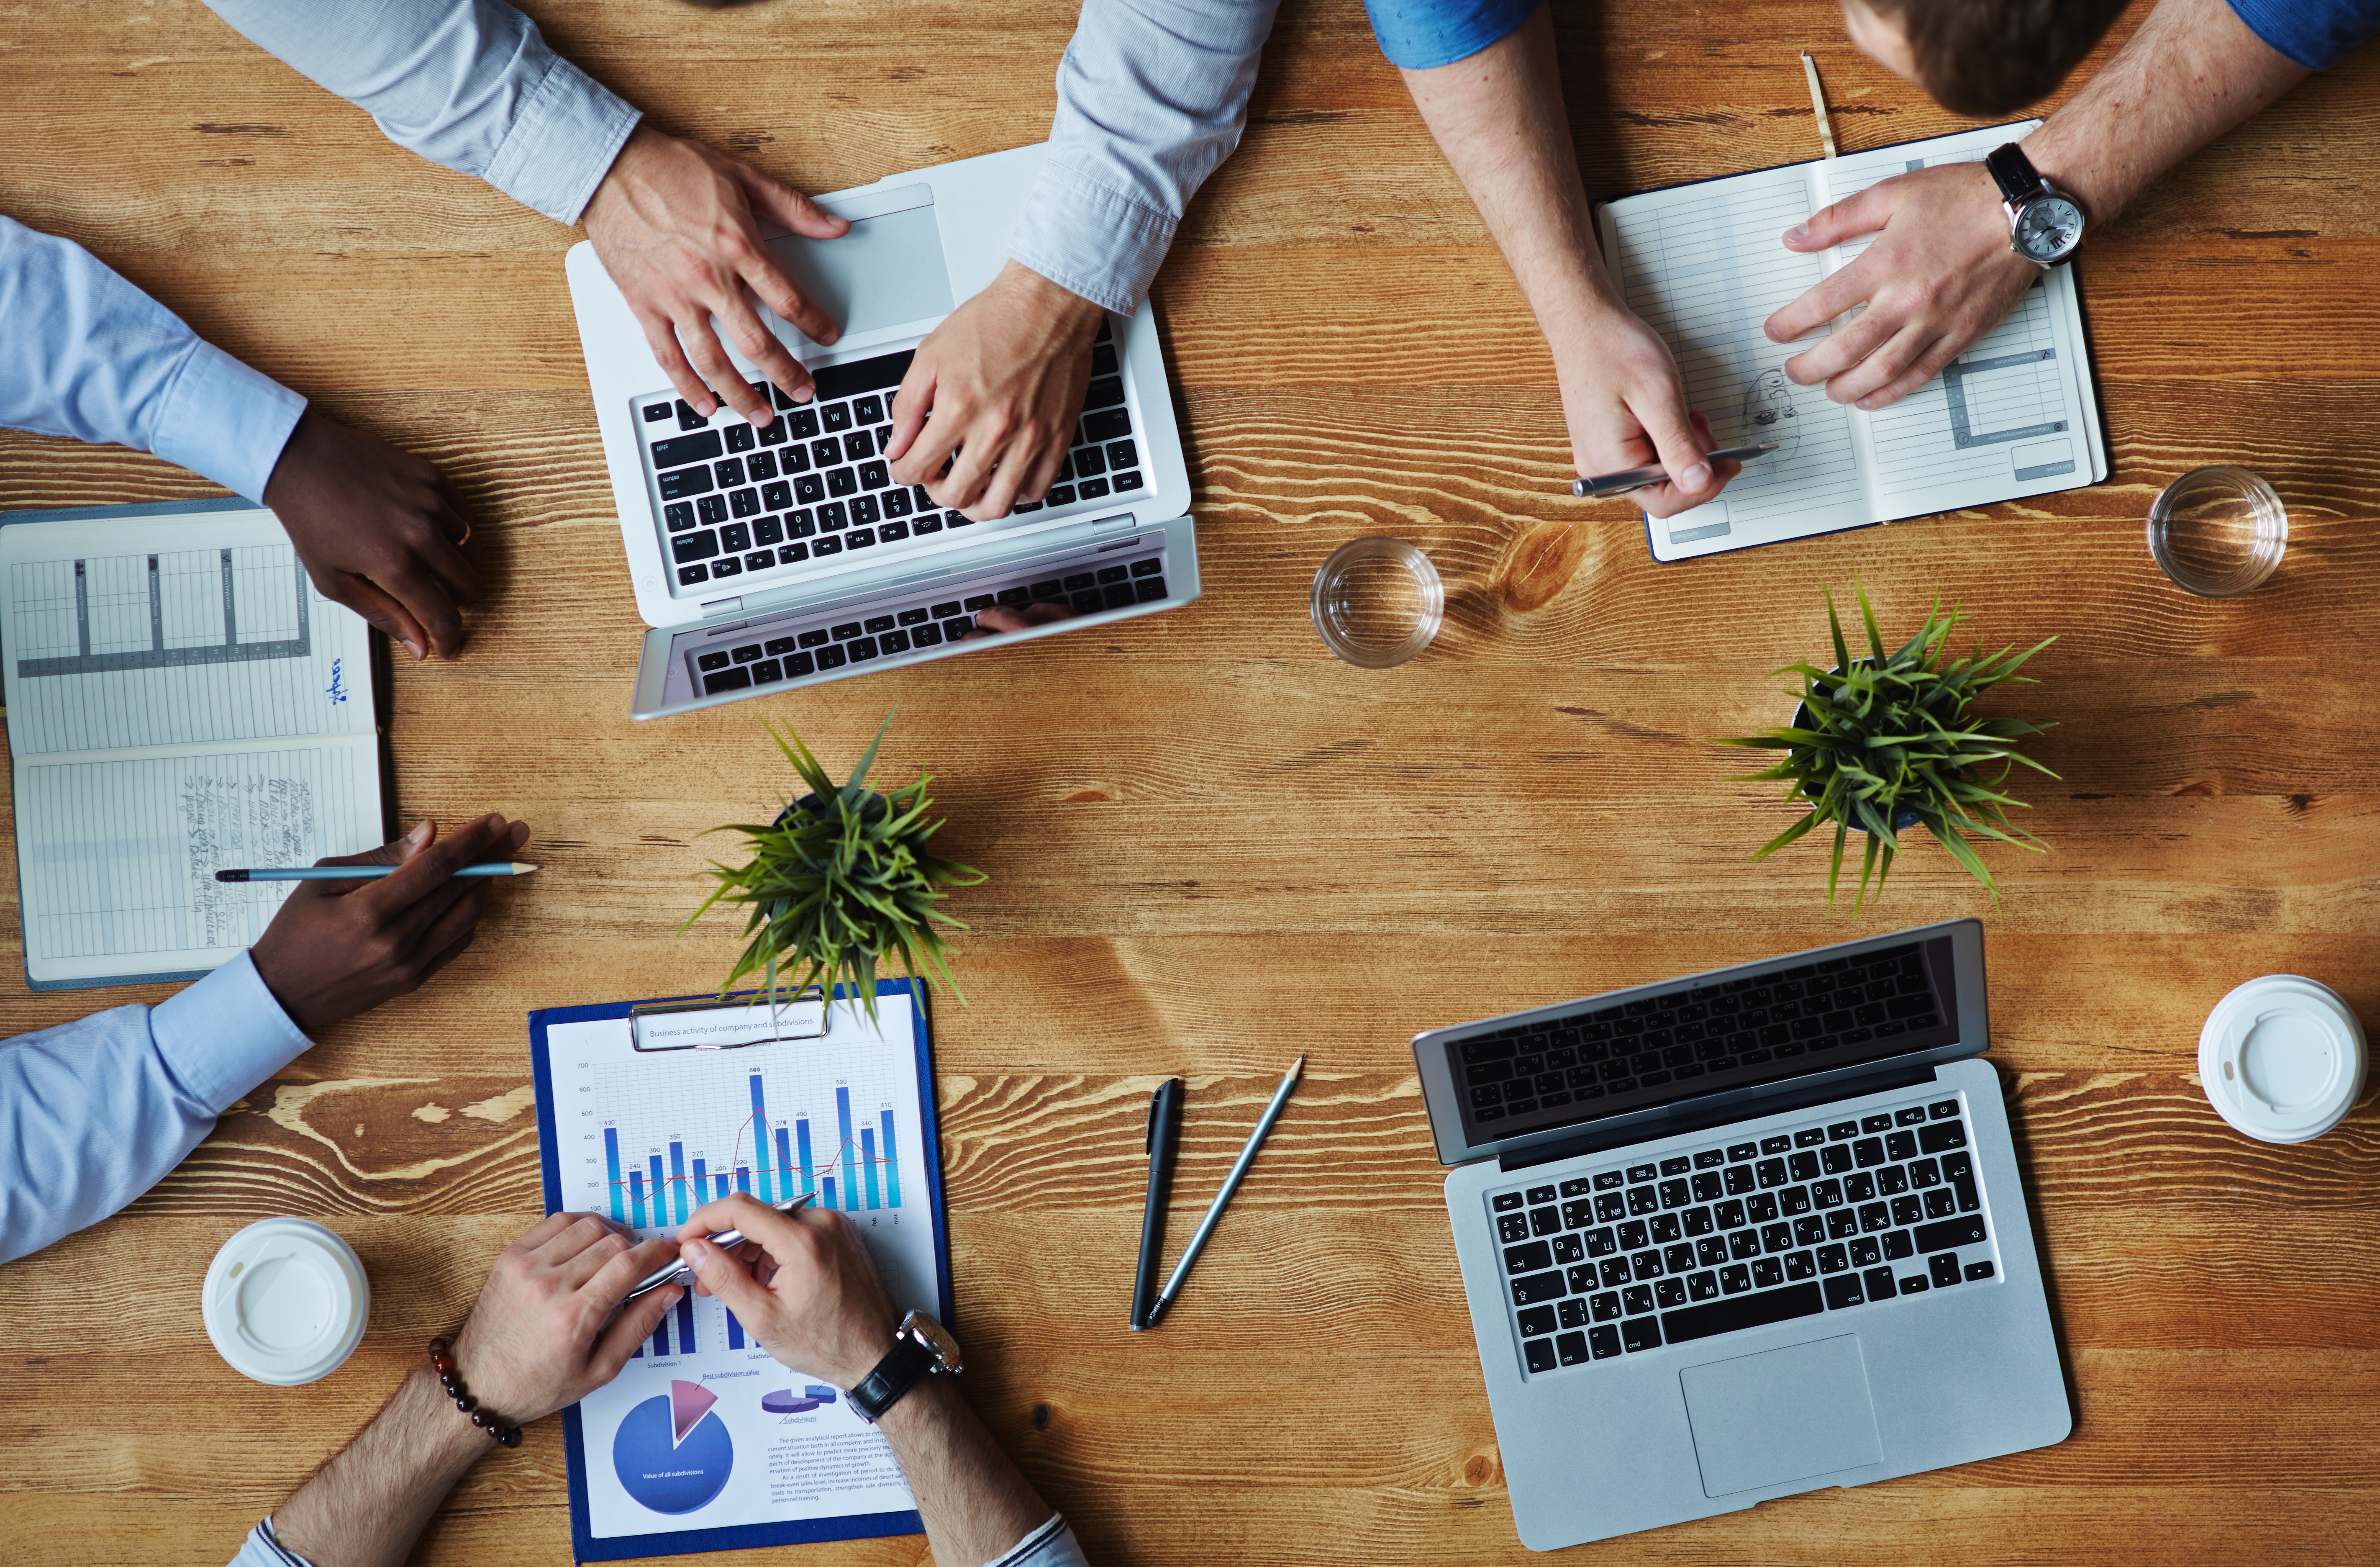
[[1595, 121, 2108, 562], [0, 498, 390, 990]]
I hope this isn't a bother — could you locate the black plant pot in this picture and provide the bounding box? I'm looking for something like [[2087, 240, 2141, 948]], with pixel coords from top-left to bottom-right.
[[1791, 691, 1922, 836]]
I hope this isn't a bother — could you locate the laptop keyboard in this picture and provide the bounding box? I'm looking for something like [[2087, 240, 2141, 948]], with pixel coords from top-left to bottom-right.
[[640, 319, 1148, 594], [1488, 1096, 1997, 1375], [685, 550, 1170, 697]]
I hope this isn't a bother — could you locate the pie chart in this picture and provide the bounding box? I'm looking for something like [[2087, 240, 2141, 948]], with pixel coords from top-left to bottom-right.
[[612, 1379, 733, 1514]]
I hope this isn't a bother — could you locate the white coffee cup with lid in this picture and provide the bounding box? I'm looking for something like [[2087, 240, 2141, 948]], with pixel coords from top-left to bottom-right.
[[202, 1218, 371, 1385], [2197, 975, 2367, 1144]]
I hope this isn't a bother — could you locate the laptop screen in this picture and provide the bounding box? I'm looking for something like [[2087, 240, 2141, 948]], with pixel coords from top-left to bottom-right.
[[1446, 934, 1961, 1150]]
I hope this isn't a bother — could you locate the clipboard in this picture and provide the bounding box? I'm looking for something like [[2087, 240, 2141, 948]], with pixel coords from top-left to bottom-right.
[[528, 977, 954, 1562]]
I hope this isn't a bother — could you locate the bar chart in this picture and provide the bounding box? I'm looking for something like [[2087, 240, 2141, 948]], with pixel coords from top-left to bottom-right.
[[599, 1074, 905, 1229]]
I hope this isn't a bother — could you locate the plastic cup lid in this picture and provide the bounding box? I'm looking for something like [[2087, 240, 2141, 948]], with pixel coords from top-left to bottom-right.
[[202, 1218, 370, 1386], [2198, 976, 2367, 1144]]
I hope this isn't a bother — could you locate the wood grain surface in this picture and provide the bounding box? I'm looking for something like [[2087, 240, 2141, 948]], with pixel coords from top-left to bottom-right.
[[4, 0, 2377, 1562]]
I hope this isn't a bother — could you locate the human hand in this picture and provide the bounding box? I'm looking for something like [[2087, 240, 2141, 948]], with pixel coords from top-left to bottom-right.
[[263, 410, 479, 661], [966, 601, 1074, 640], [248, 814, 530, 1030], [1557, 305, 1740, 519], [582, 124, 852, 429], [675, 1194, 896, 1389], [885, 262, 1107, 521], [1762, 162, 2039, 411], [449, 1213, 683, 1425]]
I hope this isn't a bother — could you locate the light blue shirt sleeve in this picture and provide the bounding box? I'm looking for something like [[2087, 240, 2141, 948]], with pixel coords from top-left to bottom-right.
[[988, 1513, 1092, 1567], [0, 215, 307, 503], [198, 0, 642, 226], [229, 1518, 313, 1567], [1009, 0, 1282, 314], [0, 951, 311, 1267]]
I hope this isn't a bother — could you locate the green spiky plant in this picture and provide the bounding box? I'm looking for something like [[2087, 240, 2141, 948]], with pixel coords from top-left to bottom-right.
[[683, 714, 984, 1020], [1715, 585, 2058, 910]]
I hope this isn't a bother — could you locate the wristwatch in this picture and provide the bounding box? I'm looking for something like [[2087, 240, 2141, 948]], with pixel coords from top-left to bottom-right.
[[1984, 143, 2085, 267], [846, 1310, 963, 1423]]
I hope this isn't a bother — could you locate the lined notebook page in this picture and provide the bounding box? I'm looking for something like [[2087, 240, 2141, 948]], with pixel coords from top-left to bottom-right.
[[1816, 123, 2103, 520], [1600, 164, 1870, 557], [0, 507, 384, 985]]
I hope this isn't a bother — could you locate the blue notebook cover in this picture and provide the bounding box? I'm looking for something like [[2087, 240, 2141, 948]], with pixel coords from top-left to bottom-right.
[[527, 979, 954, 1562]]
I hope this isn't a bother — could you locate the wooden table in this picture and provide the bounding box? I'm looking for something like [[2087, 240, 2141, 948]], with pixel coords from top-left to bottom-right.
[[3, 1, 2375, 1561]]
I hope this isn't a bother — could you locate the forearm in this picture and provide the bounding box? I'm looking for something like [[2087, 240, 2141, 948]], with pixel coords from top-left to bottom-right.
[[1398, 5, 1620, 367], [197, 0, 638, 224], [267, 1367, 490, 1567], [877, 1377, 1054, 1567], [0, 954, 308, 1266], [2025, 0, 2308, 228]]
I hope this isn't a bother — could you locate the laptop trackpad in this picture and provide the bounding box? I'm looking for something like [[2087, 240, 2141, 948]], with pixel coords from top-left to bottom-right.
[[1679, 1334, 1883, 1498], [766, 183, 955, 339]]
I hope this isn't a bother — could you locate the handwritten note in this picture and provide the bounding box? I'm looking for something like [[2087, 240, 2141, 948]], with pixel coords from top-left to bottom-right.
[[181, 771, 316, 948]]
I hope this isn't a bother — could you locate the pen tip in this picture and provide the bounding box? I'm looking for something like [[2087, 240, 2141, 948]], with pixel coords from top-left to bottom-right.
[[515, 863, 539, 874], [1288, 1054, 1305, 1082]]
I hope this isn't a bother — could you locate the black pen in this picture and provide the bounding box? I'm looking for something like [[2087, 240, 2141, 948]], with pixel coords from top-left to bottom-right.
[[1130, 1078, 1184, 1331]]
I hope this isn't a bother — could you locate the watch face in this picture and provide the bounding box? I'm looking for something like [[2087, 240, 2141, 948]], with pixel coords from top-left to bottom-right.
[[2014, 196, 2083, 262], [902, 1310, 964, 1374]]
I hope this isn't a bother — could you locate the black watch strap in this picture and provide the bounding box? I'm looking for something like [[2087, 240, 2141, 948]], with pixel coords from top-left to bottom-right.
[[1985, 143, 2043, 207], [848, 1335, 936, 1423]]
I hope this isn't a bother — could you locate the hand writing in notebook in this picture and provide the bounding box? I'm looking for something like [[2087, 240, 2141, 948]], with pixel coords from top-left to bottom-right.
[[249, 813, 531, 1030], [1762, 162, 2036, 413], [264, 411, 481, 661]]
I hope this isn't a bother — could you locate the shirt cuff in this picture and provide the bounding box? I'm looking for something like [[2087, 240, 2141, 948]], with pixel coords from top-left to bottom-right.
[[230, 1518, 315, 1567], [1008, 159, 1179, 316], [152, 950, 310, 1115], [985, 1513, 1088, 1567], [145, 339, 305, 505], [480, 52, 643, 226]]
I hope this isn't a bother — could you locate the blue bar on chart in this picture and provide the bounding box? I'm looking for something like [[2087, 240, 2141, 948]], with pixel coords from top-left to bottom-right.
[[675, 1294, 696, 1355], [604, 1128, 626, 1222], [822, 1176, 837, 1209], [648, 1154, 665, 1225], [628, 1169, 647, 1228], [749, 1074, 773, 1201], [792, 1121, 812, 1197], [880, 1111, 901, 1209], [861, 1128, 880, 1209], [715, 1173, 731, 1199], [651, 1310, 671, 1357], [736, 1165, 751, 1194], [692, 1156, 708, 1207], [726, 1310, 744, 1350], [836, 1088, 857, 1212], [669, 1141, 689, 1225]]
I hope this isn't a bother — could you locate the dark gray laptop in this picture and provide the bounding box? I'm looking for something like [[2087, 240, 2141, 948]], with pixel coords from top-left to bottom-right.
[[1415, 919, 2070, 1548]]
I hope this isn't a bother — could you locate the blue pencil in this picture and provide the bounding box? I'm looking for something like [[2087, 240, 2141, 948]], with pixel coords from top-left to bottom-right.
[[213, 863, 538, 882]]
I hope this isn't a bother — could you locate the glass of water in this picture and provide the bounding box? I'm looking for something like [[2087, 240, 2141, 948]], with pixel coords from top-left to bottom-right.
[[1310, 537, 1444, 668], [2147, 466, 2287, 597]]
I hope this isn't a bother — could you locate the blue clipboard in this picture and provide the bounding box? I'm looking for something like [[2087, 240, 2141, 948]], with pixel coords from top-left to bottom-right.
[[0, 496, 398, 990], [526, 977, 955, 1563]]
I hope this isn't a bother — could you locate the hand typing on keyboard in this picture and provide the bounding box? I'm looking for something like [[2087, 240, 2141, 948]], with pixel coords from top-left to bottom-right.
[[582, 125, 853, 429], [884, 262, 1106, 521], [967, 599, 1077, 640], [263, 410, 480, 660]]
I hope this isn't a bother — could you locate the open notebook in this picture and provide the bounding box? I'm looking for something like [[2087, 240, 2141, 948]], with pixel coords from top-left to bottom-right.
[[1596, 121, 2107, 562], [0, 498, 390, 990]]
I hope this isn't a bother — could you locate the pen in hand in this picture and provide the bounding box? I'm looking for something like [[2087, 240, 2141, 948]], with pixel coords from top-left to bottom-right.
[[215, 863, 537, 881], [626, 1192, 814, 1301], [1571, 442, 1779, 498]]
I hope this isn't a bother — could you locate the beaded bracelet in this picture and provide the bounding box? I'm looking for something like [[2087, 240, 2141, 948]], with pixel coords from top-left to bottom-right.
[[428, 1336, 523, 1448]]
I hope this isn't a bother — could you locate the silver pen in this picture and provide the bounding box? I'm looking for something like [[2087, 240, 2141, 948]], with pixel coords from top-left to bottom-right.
[[624, 1192, 815, 1302], [1145, 1055, 1304, 1327], [1570, 442, 1780, 497]]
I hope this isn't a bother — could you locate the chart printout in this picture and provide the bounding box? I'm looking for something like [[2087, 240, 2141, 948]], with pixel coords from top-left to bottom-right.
[[544, 993, 941, 1541]]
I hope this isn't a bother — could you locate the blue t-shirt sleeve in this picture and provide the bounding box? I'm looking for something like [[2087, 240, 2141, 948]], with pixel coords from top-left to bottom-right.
[[2226, 0, 2380, 68], [1364, 0, 1540, 69]]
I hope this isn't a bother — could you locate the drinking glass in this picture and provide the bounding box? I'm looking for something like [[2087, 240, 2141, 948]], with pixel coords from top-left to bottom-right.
[[1311, 537, 1443, 668], [2146, 466, 2286, 597]]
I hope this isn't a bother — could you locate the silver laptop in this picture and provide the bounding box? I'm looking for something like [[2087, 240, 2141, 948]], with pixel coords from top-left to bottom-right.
[[1416, 919, 2070, 1548], [564, 144, 1198, 719]]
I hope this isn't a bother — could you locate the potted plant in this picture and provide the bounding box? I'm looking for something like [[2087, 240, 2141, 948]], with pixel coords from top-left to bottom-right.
[[684, 714, 984, 1019], [1715, 584, 2057, 910]]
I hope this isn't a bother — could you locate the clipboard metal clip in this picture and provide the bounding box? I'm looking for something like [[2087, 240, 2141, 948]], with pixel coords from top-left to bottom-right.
[[628, 987, 831, 1053]]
